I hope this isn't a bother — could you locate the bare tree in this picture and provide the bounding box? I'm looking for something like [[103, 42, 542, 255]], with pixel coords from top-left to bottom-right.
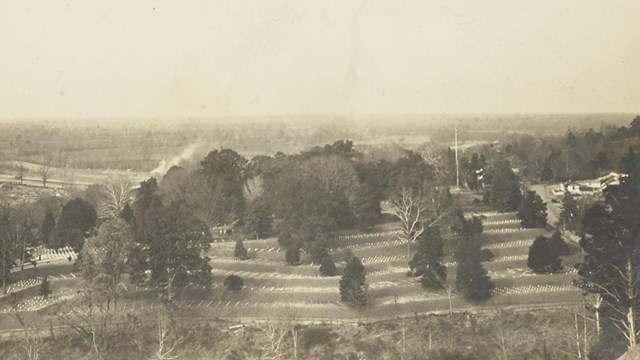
[[587, 293, 603, 337], [388, 187, 429, 258], [38, 165, 51, 188], [16, 161, 26, 185], [9, 300, 43, 360], [154, 306, 182, 360], [300, 155, 359, 198], [243, 175, 264, 203], [493, 308, 511, 360], [591, 255, 640, 351], [258, 319, 288, 360], [98, 176, 136, 219]]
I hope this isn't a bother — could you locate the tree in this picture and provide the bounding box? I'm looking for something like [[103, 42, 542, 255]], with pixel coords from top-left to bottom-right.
[[120, 203, 134, 225], [97, 176, 136, 219], [462, 153, 486, 191], [39, 276, 51, 299], [527, 235, 562, 274], [576, 173, 640, 352], [81, 218, 133, 310], [275, 176, 339, 251], [339, 252, 368, 306], [455, 235, 494, 301], [196, 149, 247, 226], [51, 198, 97, 251], [40, 210, 55, 247], [352, 183, 381, 227], [319, 255, 337, 276], [16, 161, 26, 185], [388, 186, 452, 259], [409, 226, 446, 289], [244, 200, 272, 239], [0, 206, 19, 294], [234, 239, 248, 260], [559, 191, 580, 233], [517, 190, 547, 228], [540, 156, 554, 182], [147, 203, 212, 298], [549, 230, 571, 256], [489, 160, 521, 212], [224, 275, 244, 290], [243, 176, 265, 203], [285, 245, 300, 265], [38, 165, 52, 188]]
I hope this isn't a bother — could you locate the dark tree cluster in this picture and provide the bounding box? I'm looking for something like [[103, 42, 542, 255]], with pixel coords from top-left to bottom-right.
[[453, 214, 494, 301], [505, 117, 640, 184], [128, 177, 212, 292], [517, 190, 547, 228], [409, 226, 446, 289], [339, 251, 368, 306], [486, 159, 521, 212], [527, 232, 568, 274]]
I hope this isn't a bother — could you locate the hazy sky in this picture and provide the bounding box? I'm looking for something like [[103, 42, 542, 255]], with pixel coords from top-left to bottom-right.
[[2, 0, 639, 118]]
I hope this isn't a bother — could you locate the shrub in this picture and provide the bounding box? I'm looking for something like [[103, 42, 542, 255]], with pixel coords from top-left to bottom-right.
[[285, 245, 301, 265], [527, 235, 562, 274], [319, 256, 337, 276], [234, 239, 248, 260], [224, 275, 244, 290], [39, 276, 51, 299], [480, 249, 494, 262]]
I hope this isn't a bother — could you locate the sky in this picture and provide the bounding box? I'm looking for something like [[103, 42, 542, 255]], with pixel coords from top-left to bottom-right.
[[1, 0, 639, 118]]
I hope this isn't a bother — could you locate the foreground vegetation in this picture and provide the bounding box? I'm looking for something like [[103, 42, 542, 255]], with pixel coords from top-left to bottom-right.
[[0, 306, 597, 360]]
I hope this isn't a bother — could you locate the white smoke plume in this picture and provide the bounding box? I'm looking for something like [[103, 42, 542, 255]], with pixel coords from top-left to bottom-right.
[[151, 142, 202, 177]]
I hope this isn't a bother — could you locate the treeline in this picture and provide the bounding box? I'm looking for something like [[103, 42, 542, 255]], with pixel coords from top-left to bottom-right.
[[504, 116, 640, 182]]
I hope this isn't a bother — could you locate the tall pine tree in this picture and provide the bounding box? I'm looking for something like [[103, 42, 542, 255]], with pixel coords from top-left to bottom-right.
[[340, 252, 368, 306], [455, 233, 494, 301], [489, 159, 521, 212], [559, 191, 580, 233], [517, 190, 547, 228], [409, 226, 446, 289]]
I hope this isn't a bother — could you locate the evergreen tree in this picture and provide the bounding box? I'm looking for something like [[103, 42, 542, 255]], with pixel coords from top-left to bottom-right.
[[244, 201, 272, 239], [285, 244, 300, 265], [540, 156, 554, 182], [51, 198, 97, 251], [120, 203, 134, 225], [517, 190, 547, 228], [224, 275, 244, 290], [147, 203, 212, 294], [527, 235, 562, 274], [234, 239, 248, 260], [576, 173, 640, 351], [409, 226, 446, 289], [352, 183, 381, 227], [559, 191, 580, 233], [40, 210, 56, 247], [39, 276, 51, 299], [549, 230, 570, 256], [339, 253, 368, 306], [489, 160, 521, 212], [319, 255, 337, 276], [455, 235, 494, 301]]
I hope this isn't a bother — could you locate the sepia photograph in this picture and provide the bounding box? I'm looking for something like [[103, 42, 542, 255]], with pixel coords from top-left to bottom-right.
[[1, 1, 639, 359]]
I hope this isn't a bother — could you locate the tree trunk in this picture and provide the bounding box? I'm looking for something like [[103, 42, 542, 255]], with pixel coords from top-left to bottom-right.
[[627, 255, 637, 350]]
